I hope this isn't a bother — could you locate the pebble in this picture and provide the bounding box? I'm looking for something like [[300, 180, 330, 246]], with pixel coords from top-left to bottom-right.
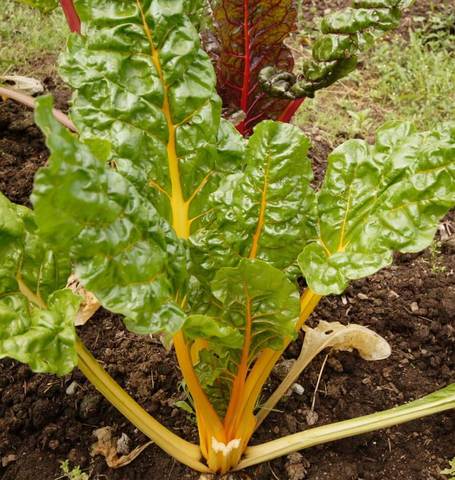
[[66, 381, 79, 395], [291, 383, 305, 395], [410, 301, 419, 313], [1, 454, 17, 467], [79, 393, 101, 419], [305, 410, 319, 426], [116, 433, 131, 455]]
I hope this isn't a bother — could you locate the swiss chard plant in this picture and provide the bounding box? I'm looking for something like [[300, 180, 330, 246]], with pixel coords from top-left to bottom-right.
[[1, 0, 455, 474]]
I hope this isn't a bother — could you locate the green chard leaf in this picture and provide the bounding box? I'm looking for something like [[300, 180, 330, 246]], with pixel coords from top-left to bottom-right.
[[32, 96, 187, 336], [184, 258, 300, 416], [299, 122, 455, 295], [0, 193, 80, 375], [33, 0, 245, 336], [320, 7, 402, 35], [64, 0, 239, 230], [190, 121, 316, 283]]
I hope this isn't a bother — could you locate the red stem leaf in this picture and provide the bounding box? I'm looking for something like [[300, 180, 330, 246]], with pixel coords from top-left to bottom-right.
[[59, 0, 81, 33], [278, 98, 305, 123], [208, 0, 301, 135]]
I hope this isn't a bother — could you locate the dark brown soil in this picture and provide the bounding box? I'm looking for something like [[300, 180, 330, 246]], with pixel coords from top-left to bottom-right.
[[1, 5, 454, 478]]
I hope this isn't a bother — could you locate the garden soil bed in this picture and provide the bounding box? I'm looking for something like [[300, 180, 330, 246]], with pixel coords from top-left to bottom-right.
[[1, 6, 455, 474]]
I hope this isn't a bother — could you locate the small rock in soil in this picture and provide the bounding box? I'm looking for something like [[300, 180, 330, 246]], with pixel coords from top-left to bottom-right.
[[1, 454, 17, 467], [305, 409, 319, 426], [273, 359, 295, 380], [291, 383, 304, 395], [116, 432, 131, 455], [79, 393, 101, 419], [65, 381, 79, 395], [285, 452, 310, 480]]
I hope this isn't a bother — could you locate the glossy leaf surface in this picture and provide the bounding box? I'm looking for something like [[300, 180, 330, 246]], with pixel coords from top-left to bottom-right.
[[32, 96, 188, 335], [0, 192, 79, 375], [66, 0, 237, 237], [207, 0, 300, 135], [299, 122, 455, 295], [185, 258, 300, 415], [191, 121, 316, 283]]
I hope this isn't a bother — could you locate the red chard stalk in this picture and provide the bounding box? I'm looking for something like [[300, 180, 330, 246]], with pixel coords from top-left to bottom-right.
[[60, 0, 80, 33]]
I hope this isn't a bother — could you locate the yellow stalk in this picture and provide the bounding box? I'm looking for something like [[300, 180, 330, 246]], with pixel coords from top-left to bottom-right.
[[236, 383, 455, 470], [232, 288, 321, 436], [75, 338, 210, 472], [296, 289, 322, 330], [173, 331, 226, 441], [223, 289, 253, 439]]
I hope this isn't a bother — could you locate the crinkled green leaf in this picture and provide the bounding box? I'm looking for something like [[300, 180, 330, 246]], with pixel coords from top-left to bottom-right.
[[216, 119, 247, 165], [321, 8, 401, 35], [0, 192, 79, 376], [194, 348, 234, 416], [298, 122, 455, 295], [211, 259, 299, 351], [64, 0, 238, 231], [184, 315, 243, 350], [188, 259, 300, 416], [0, 193, 71, 305], [32, 96, 187, 336], [261, 0, 412, 99], [190, 121, 316, 283], [0, 290, 81, 375]]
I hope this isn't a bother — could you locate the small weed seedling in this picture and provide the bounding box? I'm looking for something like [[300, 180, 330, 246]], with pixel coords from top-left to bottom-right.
[[441, 458, 455, 480], [57, 460, 89, 480]]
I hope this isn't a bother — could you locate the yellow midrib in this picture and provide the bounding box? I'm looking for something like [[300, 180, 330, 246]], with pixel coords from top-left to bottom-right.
[[249, 157, 271, 259], [16, 273, 46, 310], [137, 0, 225, 449], [224, 285, 253, 439], [137, 0, 189, 240]]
